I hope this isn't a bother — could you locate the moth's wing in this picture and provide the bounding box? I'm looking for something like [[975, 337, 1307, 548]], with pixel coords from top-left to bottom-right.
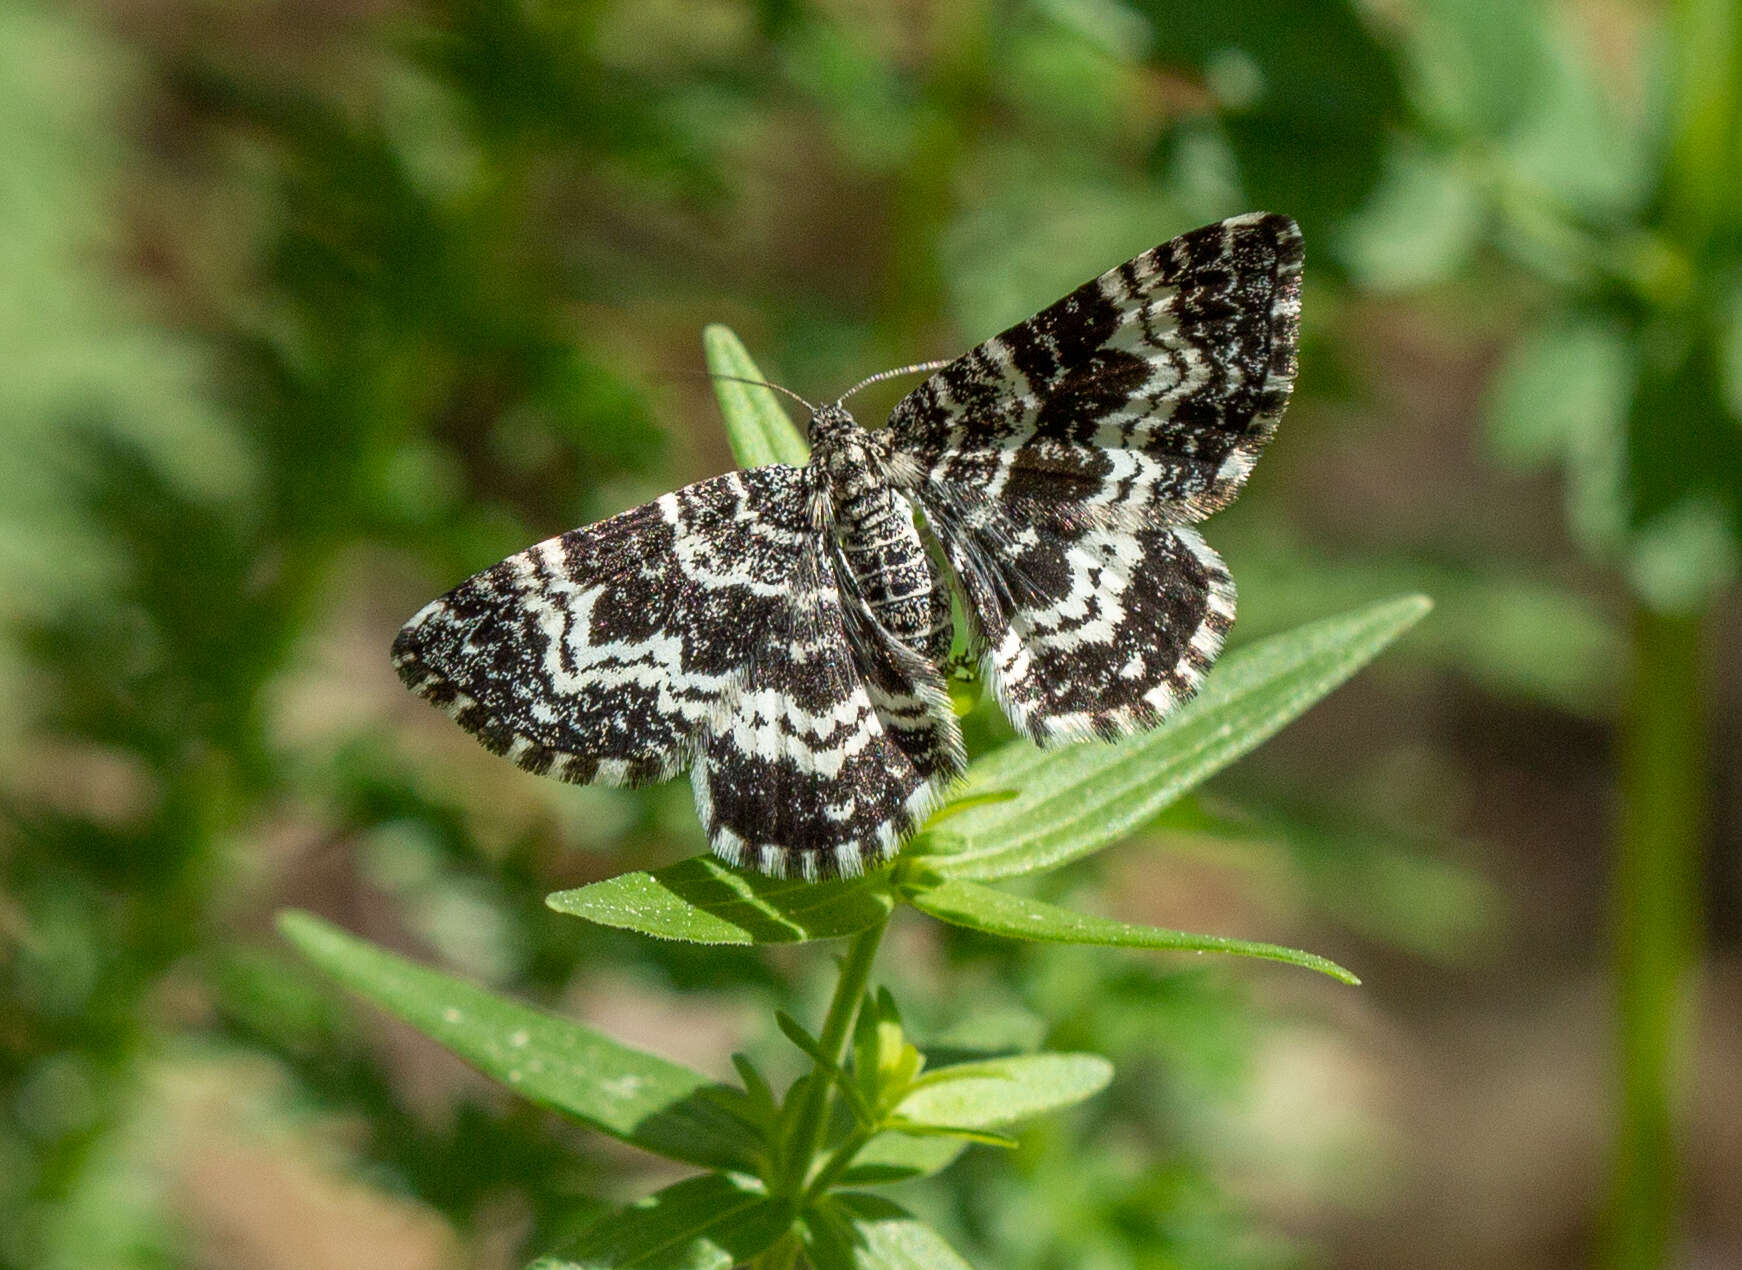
[[693, 529, 961, 880], [881, 214, 1297, 744], [884, 213, 1301, 525], [392, 465, 952, 878], [921, 485, 1235, 746], [392, 487, 713, 788]]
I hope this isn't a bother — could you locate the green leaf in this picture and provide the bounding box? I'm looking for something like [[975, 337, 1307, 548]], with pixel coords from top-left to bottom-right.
[[850, 987, 924, 1107], [1221, 527, 1621, 717], [923, 787, 1021, 824], [547, 856, 894, 944], [1622, 333, 1742, 613], [278, 912, 759, 1171], [908, 878, 1359, 984], [838, 1133, 967, 1186], [732, 1053, 778, 1124], [1485, 313, 1633, 474], [879, 1121, 1018, 1149], [527, 1175, 791, 1270], [1338, 141, 1484, 289], [890, 1052, 1112, 1130], [915, 595, 1431, 881], [703, 324, 810, 468], [775, 1011, 835, 1071], [1402, 0, 1555, 137], [802, 1194, 974, 1270]]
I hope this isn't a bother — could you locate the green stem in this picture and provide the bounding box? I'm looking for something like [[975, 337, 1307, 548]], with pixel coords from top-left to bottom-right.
[[804, 1123, 880, 1202], [750, 1231, 803, 1270], [1665, 0, 1742, 244], [1604, 605, 1706, 1270], [776, 919, 887, 1196]]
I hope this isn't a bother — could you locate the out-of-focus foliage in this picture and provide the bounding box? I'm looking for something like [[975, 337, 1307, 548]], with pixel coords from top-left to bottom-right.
[[1, 0, 1735, 1268]]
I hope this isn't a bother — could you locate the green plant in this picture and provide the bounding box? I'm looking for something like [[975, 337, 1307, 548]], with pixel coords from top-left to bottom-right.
[[284, 330, 1428, 1269]]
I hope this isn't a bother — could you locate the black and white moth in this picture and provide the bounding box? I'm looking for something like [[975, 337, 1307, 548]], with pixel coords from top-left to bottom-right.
[[393, 214, 1302, 879]]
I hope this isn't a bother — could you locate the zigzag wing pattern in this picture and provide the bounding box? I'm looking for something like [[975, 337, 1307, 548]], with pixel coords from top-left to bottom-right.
[[881, 214, 1298, 745], [884, 212, 1301, 526], [921, 484, 1235, 746], [393, 214, 1302, 878], [392, 466, 951, 878]]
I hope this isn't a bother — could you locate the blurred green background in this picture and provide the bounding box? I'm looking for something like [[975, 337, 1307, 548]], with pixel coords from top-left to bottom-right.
[[2, 0, 1738, 1267]]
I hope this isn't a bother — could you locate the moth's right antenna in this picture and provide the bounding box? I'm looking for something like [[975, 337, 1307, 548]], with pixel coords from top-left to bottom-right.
[[836, 358, 954, 404]]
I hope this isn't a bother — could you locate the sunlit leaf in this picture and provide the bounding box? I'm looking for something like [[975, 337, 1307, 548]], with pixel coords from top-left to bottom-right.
[[547, 856, 895, 944], [278, 912, 759, 1170], [893, 1051, 1114, 1129], [802, 1193, 975, 1270], [907, 878, 1358, 983], [914, 595, 1431, 880], [704, 324, 810, 468], [527, 1175, 791, 1270], [838, 1133, 967, 1186], [880, 1121, 1018, 1149]]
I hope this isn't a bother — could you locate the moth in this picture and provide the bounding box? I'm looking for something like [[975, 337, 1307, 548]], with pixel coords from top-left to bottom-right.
[[393, 214, 1302, 879]]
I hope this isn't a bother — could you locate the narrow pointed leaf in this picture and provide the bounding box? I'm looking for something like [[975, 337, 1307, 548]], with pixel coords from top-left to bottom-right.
[[890, 1052, 1112, 1130], [528, 1175, 791, 1270], [880, 1120, 1018, 1149], [917, 595, 1431, 880], [802, 1194, 975, 1270], [923, 788, 1021, 825], [839, 1134, 967, 1186], [732, 1053, 778, 1123], [909, 878, 1359, 984], [703, 324, 810, 468], [775, 1011, 831, 1067], [548, 856, 894, 944], [278, 912, 758, 1171]]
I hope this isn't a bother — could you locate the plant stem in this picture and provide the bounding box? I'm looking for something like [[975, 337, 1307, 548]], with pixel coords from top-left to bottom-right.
[[776, 919, 887, 1196], [804, 1123, 880, 1202], [751, 1232, 803, 1270], [1604, 604, 1706, 1270], [1665, 0, 1742, 244]]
